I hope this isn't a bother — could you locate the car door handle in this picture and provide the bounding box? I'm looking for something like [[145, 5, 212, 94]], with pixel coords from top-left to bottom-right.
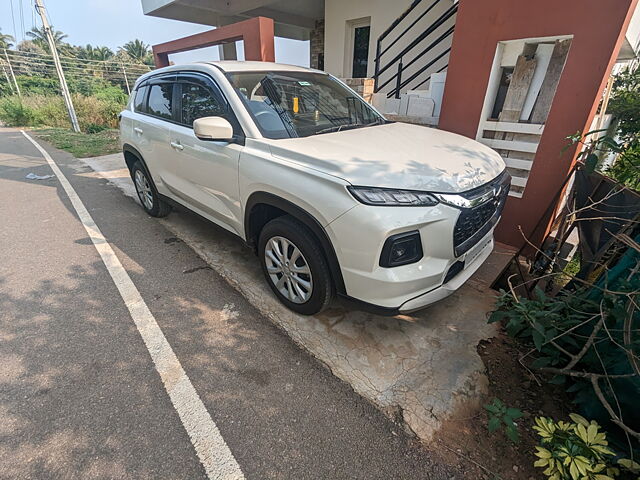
[[134, 127, 143, 134], [170, 141, 184, 151]]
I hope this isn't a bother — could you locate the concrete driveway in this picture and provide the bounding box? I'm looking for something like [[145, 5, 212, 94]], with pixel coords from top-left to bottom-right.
[[80, 151, 514, 443]]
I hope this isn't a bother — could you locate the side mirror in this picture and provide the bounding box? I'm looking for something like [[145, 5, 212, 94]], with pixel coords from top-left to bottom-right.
[[193, 116, 234, 141]]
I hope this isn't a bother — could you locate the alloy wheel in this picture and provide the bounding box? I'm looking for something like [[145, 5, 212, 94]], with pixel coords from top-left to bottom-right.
[[134, 169, 154, 210], [264, 236, 313, 304]]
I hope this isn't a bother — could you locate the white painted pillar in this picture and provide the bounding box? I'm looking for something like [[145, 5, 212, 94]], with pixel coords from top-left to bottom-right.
[[429, 71, 447, 117]]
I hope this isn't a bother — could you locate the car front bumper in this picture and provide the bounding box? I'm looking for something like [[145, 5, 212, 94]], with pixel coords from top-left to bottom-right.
[[397, 230, 493, 312], [326, 201, 497, 313]]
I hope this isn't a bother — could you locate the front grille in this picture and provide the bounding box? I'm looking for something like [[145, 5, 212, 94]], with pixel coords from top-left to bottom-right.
[[453, 173, 510, 257]]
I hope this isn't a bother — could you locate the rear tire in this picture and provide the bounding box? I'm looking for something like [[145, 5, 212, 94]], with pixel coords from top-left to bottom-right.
[[131, 160, 171, 218], [258, 215, 334, 315]]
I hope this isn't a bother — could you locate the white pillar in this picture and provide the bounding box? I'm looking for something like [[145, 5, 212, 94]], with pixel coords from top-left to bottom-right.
[[430, 72, 447, 117]]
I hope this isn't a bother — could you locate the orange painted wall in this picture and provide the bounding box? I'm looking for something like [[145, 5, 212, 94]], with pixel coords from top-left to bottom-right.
[[153, 17, 275, 67], [439, 0, 638, 249]]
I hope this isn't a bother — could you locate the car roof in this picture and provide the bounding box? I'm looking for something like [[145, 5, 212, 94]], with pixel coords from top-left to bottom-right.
[[200, 60, 321, 74], [134, 61, 325, 88]]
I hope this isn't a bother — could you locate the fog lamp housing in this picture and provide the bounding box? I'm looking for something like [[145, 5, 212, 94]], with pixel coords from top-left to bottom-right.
[[379, 231, 423, 267]]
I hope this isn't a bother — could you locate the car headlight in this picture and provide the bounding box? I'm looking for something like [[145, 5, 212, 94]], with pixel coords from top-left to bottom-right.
[[347, 186, 439, 206]]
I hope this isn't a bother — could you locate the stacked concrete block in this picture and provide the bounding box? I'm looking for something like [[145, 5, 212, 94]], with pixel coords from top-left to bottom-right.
[[341, 77, 375, 103]]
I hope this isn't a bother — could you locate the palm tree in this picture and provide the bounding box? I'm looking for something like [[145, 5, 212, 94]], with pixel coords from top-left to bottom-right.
[[26, 25, 69, 53], [119, 39, 150, 63], [93, 46, 114, 61], [76, 44, 114, 61], [0, 29, 14, 50]]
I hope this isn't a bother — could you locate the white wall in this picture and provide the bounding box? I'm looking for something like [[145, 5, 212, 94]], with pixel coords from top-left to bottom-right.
[[324, 0, 413, 78], [324, 0, 456, 97]]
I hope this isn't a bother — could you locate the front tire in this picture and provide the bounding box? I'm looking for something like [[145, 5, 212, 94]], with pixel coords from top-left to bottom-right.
[[258, 216, 334, 315], [131, 161, 171, 218]]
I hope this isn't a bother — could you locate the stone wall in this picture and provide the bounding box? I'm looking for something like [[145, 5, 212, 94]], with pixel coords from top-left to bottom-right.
[[310, 19, 325, 70]]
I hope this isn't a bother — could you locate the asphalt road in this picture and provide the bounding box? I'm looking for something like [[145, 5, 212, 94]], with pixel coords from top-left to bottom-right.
[[0, 128, 449, 479]]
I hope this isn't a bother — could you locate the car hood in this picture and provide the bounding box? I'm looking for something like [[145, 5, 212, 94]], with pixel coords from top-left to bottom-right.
[[264, 122, 506, 193]]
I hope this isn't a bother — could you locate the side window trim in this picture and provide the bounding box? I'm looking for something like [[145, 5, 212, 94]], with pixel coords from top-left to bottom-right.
[[171, 82, 182, 124], [133, 70, 246, 145]]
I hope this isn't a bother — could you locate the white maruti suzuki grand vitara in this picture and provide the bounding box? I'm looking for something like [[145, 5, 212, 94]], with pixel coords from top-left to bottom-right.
[[120, 61, 510, 315]]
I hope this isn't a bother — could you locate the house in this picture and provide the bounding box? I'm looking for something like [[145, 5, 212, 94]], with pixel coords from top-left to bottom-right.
[[141, 0, 639, 249]]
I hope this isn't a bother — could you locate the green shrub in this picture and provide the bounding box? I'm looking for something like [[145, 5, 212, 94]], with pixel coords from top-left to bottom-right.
[[0, 97, 38, 126], [0, 94, 125, 130], [489, 285, 640, 442], [533, 414, 639, 480], [85, 123, 107, 134], [94, 84, 128, 104], [15, 75, 60, 96]]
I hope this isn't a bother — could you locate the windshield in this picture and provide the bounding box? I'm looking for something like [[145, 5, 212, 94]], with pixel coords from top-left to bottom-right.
[[226, 71, 385, 139]]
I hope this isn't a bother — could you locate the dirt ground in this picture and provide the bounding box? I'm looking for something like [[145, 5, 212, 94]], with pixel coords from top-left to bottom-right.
[[433, 329, 570, 480]]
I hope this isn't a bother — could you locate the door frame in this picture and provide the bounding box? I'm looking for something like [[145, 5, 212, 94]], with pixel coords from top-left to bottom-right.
[[344, 16, 372, 78]]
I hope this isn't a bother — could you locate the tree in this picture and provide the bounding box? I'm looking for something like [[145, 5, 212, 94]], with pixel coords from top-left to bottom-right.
[[602, 64, 640, 190], [16, 40, 46, 55], [0, 29, 14, 50], [119, 39, 150, 63], [76, 44, 114, 61], [93, 46, 114, 61], [26, 25, 70, 54]]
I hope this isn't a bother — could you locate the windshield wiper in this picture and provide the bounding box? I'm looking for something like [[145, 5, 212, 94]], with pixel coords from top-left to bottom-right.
[[314, 119, 384, 136]]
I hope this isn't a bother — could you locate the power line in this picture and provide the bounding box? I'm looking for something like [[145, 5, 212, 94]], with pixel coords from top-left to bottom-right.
[[4, 54, 152, 72], [19, 0, 26, 41], [4, 48, 153, 70], [9, 0, 18, 42]]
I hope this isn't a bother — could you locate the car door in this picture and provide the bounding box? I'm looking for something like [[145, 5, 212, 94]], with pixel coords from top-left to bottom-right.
[[135, 75, 178, 198], [167, 73, 243, 236], [129, 82, 150, 158]]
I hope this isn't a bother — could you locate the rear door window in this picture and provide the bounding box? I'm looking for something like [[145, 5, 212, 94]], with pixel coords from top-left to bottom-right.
[[147, 83, 174, 120], [133, 85, 148, 113]]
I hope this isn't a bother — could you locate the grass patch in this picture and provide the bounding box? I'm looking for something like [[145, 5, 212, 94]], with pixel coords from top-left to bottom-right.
[[32, 128, 120, 158]]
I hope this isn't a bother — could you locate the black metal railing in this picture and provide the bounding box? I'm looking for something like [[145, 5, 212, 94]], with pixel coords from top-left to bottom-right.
[[373, 0, 458, 99]]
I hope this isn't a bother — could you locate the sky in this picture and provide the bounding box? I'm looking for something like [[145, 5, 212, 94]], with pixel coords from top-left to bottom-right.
[[1, 0, 309, 66]]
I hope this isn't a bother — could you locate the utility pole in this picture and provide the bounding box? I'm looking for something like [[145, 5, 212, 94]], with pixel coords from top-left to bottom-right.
[[121, 64, 131, 94], [34, 0, 80, 132], [1, 62, 15, 94], [3, 49, 21, 97]]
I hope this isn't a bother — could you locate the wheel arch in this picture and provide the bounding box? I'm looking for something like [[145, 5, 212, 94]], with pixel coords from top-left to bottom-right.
[[123, 143, 163, 188], [245, 192, 346, 295], [123, 143, 143, 171]]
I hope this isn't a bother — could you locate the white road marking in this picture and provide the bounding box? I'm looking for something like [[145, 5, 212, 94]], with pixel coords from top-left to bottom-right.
[[21, 131, 244, 480]]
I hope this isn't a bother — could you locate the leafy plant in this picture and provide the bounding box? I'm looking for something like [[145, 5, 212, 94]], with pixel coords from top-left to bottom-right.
[[489, 281, 640, 446], [484, 397, 523, 443], [533, 414, 640, 480]]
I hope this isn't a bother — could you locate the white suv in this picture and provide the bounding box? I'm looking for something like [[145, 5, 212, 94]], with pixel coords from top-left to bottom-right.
[[120, 61, 509, 315]]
